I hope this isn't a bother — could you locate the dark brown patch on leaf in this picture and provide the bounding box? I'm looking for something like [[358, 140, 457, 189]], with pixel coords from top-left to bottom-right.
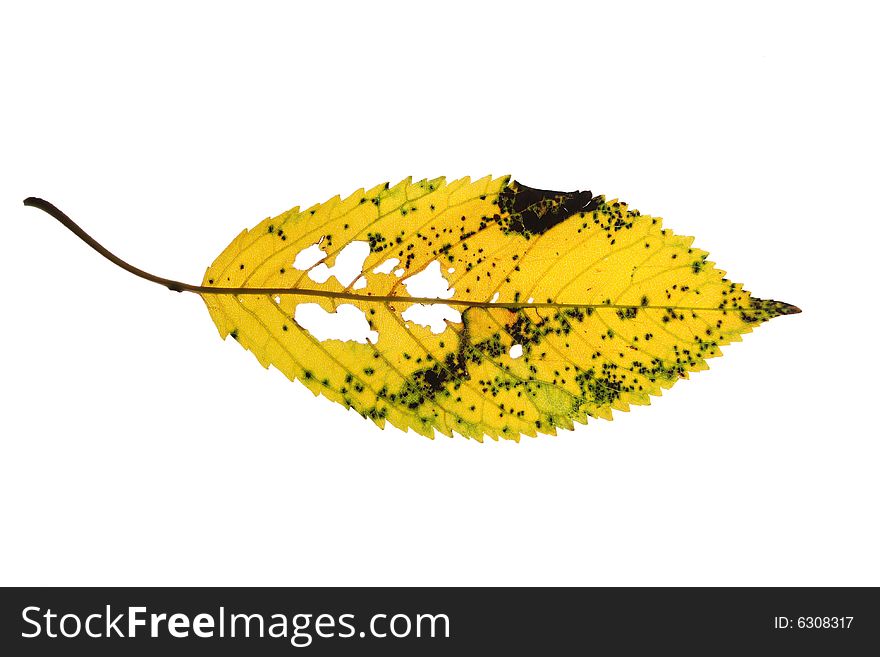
[[497, 181, 599, 236]]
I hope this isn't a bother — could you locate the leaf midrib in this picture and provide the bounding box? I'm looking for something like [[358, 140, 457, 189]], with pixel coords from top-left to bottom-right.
[[197, 285, 736, 311]]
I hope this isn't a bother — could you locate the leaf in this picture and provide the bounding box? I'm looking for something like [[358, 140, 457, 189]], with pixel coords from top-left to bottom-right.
[[24, 178, 798, 442], [194, 176, 799, 441]]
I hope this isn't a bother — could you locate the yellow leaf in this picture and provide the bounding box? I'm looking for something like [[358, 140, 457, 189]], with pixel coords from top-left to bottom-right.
[[200, 177, 798, 441], [25, 177, 799, 442]]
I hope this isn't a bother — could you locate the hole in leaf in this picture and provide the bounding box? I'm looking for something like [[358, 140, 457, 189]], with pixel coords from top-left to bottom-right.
[[401, 304, 462, 334], [293, 243, 326, 270], [353, 276, 367, 290], [398, 260, 460, 334], [308, 241, 370, 286], [402, 260, 454, 299], [294, 303, 378, 344], [373, 258, 399, 274], [509, 344, 523, 359]]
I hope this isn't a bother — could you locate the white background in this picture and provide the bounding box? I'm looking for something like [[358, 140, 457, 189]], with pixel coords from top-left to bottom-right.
[[1, 1, 877, 586]]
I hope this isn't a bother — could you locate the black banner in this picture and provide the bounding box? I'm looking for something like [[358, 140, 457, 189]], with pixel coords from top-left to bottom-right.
[[1, 587, 876, 655]]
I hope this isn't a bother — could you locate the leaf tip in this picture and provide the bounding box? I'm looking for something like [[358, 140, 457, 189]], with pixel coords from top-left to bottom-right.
[[745, 298, 802, 323]]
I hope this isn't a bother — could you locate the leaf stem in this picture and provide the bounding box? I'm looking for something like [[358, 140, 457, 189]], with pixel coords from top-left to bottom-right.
[[24, 196, 196, 293], [23, 197, 800, 314]]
